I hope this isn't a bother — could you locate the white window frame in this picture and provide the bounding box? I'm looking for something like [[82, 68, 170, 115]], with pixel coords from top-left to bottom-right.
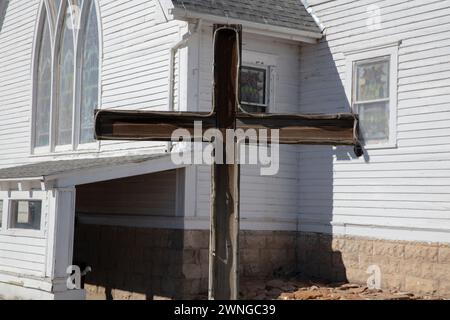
[[31, 0, 102, 156], [345, 42, 399, 149], [0, 191, 47, 238], [241, 50, 277, 113], [0, 200, 5, 232], [31, 0, 53, 155], [9, 200, 43, 231], [75, 0, 103, 151]]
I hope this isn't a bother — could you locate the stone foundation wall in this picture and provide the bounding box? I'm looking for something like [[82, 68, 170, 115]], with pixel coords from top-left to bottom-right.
[[73, 224, 297, 300], [73, 224, 450, 299], [298, 232, 450, 297]]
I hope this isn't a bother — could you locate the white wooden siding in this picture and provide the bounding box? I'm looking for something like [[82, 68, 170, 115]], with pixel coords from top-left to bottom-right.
[[0, 0, 48, 276], [0, 190, 48, 278], [0, 235, 47, 276], [0, 0, 37, 168], [98, 0, 186, 153], [299, 0, 450, 242]]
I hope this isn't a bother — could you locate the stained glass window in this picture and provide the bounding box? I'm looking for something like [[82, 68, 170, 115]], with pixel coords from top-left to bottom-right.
[[353, 57, 390, 145], [47, 0, 62, 31], [54, 0, 62, 11], [56, 1, 75, 146], [240, 66, 267, 113], [33, 0, 101, 150], [35, 9, 52, 147], [75, 0, 83, 9], [79, 0, 99, 144]]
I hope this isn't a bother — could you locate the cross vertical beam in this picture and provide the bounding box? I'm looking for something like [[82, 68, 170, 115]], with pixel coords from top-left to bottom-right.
[[209, 25, 242, 300]]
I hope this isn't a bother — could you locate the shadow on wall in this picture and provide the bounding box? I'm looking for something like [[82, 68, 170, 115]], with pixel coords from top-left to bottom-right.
[[73, 222, 207, 300], [297, 38, 366, 284], [0, 0, 9, 34], [71, 172, 208, 300]]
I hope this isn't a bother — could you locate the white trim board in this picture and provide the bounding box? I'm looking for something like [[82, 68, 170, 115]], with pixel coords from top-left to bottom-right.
[[299, 221, 450, 244], [76, 214, 299, 232]]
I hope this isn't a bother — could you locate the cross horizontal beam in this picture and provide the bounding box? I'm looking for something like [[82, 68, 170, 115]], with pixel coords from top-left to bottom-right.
[[94, 110, 215, 141], [94, 109, 359, 146]]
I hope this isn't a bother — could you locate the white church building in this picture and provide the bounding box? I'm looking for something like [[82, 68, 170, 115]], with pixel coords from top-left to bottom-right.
[[0, 0, 450, 299]]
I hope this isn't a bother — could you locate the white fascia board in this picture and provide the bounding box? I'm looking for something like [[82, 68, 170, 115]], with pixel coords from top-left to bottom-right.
[[0, 177, 44, 182], [49, 155, 187, 187], [170, 7, 322, 44]]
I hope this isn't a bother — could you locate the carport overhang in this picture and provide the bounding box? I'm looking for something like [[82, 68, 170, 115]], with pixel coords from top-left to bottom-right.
[[0, 154, 186, 190]]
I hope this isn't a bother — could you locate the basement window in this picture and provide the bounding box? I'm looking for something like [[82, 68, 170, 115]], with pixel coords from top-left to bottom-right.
[[9, 200, 42, 230]]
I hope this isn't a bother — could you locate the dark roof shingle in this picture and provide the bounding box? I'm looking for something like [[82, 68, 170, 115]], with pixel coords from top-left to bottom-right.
[[172, 0, 321, 34]]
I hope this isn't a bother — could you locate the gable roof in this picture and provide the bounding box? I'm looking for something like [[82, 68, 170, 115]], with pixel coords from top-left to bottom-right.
[[171, 0, 322, 35]]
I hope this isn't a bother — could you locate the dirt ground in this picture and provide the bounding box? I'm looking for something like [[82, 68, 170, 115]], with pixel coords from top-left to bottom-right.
[[238, 278, 446, 300]]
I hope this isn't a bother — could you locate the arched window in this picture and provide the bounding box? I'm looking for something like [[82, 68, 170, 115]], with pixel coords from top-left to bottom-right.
[[32, 0, 100, 152], [56, 2, 75, 146], [34, 7, 52, 148], [79, 0, 99, 144]]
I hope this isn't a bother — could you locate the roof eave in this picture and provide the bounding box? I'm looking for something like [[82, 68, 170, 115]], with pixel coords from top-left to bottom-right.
[[45, 154, 185, 188], [171, 7, 323, 44], [0, 176, 44, 183], [0, 155, 183, 190]]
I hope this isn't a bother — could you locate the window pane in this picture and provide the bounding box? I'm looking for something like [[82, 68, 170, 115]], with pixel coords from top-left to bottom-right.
[[47, 0, 62, 30], [240, 66, 266, 106], [56, 2, 75, 146], [10, 200, 42, 230], [71, 0, 83, 30], [54, 0, 62, 12], [80, 1, 99, 144], [355, 58, 389, 102], [75, 0, 83, 9], [356, 101, 389, 144], [35, 11, 52, 147]]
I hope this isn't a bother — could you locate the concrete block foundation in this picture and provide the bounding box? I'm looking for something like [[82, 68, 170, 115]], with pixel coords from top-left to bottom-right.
[[73, 224, 450, 299], [298, 233, 450, 297], [73, 224, 297, 299]]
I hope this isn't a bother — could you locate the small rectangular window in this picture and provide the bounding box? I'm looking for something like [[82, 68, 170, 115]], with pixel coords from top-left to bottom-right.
[[240, 66, 268, 113], [10, 200, 42, 230], [352, 56, 390, 145]]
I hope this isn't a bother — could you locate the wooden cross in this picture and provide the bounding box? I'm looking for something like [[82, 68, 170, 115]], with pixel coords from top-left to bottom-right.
[[95, 25, 363, 300]]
